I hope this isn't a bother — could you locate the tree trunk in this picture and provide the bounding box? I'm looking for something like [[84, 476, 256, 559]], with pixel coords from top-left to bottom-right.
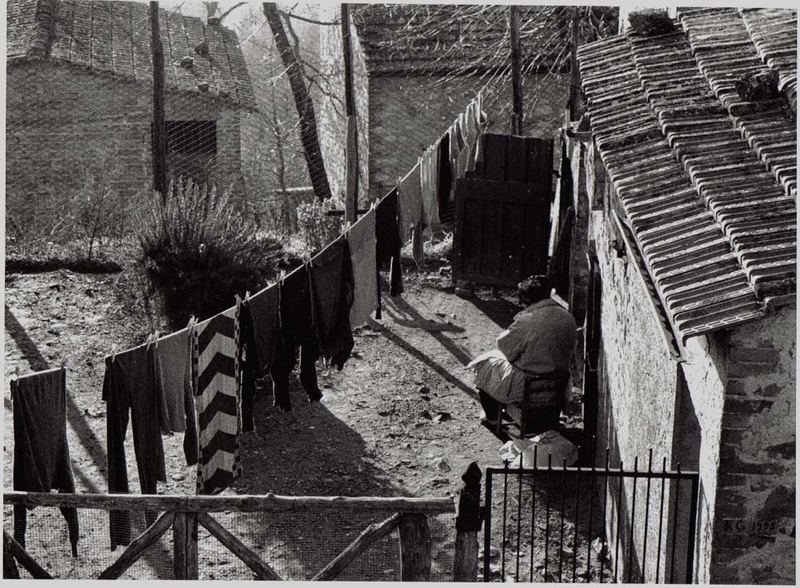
[[262, 2, 333, 202]]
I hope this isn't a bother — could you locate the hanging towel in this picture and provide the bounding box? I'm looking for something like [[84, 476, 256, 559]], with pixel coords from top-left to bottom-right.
[[397, 162, 423, 244], [474, 95, 487, 166], [156, 327, 198, 465], [375, 188, 403, 297], [437, 133, 452, 219], [348, 208, 378, 327], [11, 367, 79, 557], [272, 266, 322, 411], [103, 343, 168, 547], [421, 145, 440, 227], [156, 328, 189, 433], [193, 305, 242, 495], [310, 237, 356, 370], [246, 284, 281, 372]]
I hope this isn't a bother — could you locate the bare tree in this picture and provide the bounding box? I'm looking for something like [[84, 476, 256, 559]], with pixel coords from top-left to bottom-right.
[[262, 2, 332, 202]]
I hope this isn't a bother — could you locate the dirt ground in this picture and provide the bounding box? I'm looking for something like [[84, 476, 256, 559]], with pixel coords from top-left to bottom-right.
[[4, 261, 593, 580]]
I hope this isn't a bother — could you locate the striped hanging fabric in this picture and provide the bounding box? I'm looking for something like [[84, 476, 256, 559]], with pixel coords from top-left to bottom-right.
[[191, 302, 242, 494]]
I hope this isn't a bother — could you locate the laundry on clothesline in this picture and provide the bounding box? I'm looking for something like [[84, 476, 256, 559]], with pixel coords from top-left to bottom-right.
[[103, 340, 168, 547], [193, 305, 242, 495], [11, 367, 79, 558], [348, 206, 378, 328]]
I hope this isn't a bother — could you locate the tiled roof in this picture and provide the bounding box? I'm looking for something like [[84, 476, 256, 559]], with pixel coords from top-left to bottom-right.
[[6, 0, 255, 109], [351, 4, 615, 76], [578, 8, 796, 342]]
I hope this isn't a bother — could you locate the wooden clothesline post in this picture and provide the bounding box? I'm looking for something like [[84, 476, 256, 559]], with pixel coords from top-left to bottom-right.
[[342, 3, 359, 224], [150, 1, 168, 202]]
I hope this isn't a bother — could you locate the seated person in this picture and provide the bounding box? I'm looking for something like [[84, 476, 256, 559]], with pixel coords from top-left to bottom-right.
[[468, 276, 578, 434]]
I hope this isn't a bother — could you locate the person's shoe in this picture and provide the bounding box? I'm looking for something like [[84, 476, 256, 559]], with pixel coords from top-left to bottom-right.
[[480, 417, 510, 442]]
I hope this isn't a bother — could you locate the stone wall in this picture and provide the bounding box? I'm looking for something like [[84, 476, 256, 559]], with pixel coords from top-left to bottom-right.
[[589, 177, 682, 581], [584, 140, 796, 584], [709, 306, 796, 584], [6, 60, 244, 234]]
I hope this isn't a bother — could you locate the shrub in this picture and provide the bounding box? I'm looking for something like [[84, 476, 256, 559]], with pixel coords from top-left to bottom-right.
[[135, 178, 287, 329], [295, 198, 343, 256]]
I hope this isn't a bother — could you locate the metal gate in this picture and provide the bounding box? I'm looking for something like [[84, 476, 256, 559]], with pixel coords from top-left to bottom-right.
[[482, 451, 699, 583], [452, 133, 554, 288]]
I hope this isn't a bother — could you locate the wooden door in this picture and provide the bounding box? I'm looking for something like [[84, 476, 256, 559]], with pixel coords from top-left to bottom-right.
[[452, 178, 550, 287]]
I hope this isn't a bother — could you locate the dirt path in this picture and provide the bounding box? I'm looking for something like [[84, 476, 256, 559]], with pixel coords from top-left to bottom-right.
[[5, 265, 534, 580]]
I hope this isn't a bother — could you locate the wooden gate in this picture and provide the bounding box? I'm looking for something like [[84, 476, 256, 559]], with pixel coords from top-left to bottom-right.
[[452, 134, 554, 287]]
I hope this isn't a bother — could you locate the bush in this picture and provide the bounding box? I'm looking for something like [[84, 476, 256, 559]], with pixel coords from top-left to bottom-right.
[[135, 178, 287, 329], [295, 198, 343, 256]]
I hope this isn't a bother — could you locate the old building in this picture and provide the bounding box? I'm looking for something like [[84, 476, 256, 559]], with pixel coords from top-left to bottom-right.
[[5, 0, 256, 220], [571, 7, 796, 583], [317, 4, 577, 206]]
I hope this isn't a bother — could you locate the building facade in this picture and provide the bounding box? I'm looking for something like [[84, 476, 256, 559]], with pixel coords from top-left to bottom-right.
[[318, 4, 573, 206], [6, 0, 256, 234], [572, 7, 796, 583]]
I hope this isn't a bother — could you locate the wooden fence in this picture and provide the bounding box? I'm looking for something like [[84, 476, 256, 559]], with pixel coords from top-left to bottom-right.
[[4, 488, 485, 581]]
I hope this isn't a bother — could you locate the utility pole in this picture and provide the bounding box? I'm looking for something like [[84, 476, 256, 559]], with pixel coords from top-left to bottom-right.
[[263, 2, 333, 202], [509, 5, 524, 136], [342, 3, 359, 223], [150, 1, 168, 201], [569, 6, 583, 121]]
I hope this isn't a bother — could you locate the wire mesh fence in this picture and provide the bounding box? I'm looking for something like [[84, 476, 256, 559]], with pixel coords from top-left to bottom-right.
[[6, 1, 614, 259], [4, 502, 454, 581]]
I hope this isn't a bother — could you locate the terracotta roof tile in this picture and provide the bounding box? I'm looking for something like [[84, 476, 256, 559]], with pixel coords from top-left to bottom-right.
[[6, 0, 255, 109], [578, 15, 797, 342]]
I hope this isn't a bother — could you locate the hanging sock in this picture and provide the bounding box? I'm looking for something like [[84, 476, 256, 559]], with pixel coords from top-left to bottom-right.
[[12, 367, 79, 557]]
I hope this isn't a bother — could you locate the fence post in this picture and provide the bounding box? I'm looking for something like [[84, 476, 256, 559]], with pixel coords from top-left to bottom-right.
[[186, 513, 199, 580], [454, 462, 483, 581], [173, 512, 187, 579], [398, 513, 432, 581]]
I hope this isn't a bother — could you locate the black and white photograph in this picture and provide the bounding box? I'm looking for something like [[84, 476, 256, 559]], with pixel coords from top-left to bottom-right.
[[2, 0, 796, 583]]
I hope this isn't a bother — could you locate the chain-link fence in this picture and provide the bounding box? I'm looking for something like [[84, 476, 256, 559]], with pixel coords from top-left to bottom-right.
[[4, 502, 454, 580]]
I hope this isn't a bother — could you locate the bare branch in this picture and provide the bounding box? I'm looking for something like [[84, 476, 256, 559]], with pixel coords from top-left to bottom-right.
[[280, 9, 340, 27]]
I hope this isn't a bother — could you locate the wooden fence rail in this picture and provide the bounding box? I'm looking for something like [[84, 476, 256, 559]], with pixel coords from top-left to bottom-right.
[[3, 491, 459, 581]]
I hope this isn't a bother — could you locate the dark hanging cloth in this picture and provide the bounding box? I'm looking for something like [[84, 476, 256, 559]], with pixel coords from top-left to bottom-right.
[[239, 298, 264, 432], [246, 284, 281, 372], [375, 188, 403, 309], [310, 237, 355, 371], [437, 132, 452, 219], [103, 345, 167, 548], [11, 367, 79, 558], [271, 266, 322, 411]]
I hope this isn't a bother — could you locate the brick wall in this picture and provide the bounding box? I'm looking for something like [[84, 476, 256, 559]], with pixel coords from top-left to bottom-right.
[[709, 306, 796, 584], [6, 60, 244, 237], [368, 73, 569, 201]]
